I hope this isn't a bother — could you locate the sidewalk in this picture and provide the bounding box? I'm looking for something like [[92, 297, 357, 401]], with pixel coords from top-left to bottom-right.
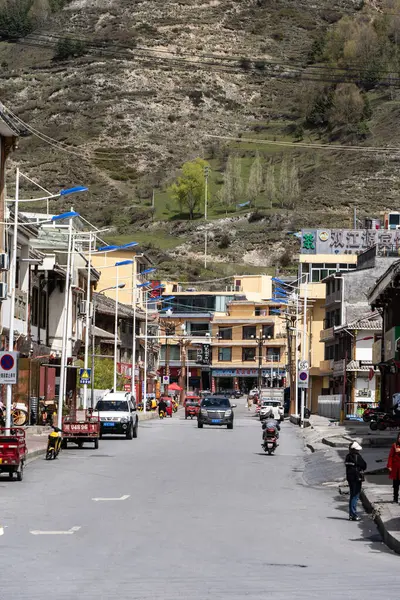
[[302, 414, 400, 554]]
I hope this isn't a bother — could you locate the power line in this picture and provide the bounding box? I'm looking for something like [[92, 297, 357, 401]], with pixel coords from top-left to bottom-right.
[[7, 30, 400, 87], [206, 134, 400, 153]]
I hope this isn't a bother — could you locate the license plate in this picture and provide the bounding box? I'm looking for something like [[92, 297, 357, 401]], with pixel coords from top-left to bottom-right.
[[212, 419, 221, 424], [267, 443, 274, 448], [103, 422, 115, 427]]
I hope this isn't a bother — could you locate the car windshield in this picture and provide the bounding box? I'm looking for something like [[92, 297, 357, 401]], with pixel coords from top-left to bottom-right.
[[201, 398, 230, 408], [95, 400, 129, 412]]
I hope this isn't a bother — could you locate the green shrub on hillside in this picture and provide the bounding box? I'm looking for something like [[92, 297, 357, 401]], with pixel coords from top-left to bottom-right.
[[0, 0, 33, 39], [53, 37, 87, 60]]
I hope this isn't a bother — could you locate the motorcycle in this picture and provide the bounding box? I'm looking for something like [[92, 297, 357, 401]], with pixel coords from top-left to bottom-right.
[[46, 427, 63, 460], [362, 407, 381, 423], [262, 424, 278, 455], [370, 412, 400, 431]]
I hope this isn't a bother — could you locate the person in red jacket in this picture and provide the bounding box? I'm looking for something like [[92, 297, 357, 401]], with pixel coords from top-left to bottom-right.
[[387, 433, 400, 502]]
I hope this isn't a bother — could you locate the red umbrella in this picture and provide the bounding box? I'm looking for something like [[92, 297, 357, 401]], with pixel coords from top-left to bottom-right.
[[168, 382, 182, 391]]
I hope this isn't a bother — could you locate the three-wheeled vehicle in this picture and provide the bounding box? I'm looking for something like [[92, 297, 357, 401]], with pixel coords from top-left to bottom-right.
[[62, 410, 100, 449], [184, 395, 201, 419], [0, 427, 27, 481]]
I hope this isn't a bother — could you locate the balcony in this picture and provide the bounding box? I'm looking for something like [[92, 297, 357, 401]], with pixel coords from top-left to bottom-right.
[[320, 327, 335, 342], [324, 289, 342, 307], [320, 359, 334, 374]]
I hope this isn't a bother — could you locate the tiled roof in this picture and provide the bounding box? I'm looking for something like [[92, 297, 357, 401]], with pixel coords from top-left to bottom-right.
[[346, 360, 377, 372], [336, 312, 382, 331]]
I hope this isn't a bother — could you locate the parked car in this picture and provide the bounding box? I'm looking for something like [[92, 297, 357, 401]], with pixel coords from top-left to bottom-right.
[[259, 399, 284, 422], [197, 396, 236, 429], [95, 391, 138, 439]]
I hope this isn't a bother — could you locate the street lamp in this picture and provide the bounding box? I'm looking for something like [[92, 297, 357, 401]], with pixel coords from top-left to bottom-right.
[[91, 283, 125, 407], [5, 167, 87, 433], [113, 259, 134, 391]]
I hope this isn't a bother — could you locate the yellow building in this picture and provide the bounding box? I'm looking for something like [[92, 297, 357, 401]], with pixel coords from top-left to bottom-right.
[[298, 282, 326, 413], [90, 249, 152, 307], [211, 299, 288, 394]]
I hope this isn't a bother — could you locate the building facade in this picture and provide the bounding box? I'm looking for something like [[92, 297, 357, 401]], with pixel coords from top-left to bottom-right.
[[211, 300, 287, 393]]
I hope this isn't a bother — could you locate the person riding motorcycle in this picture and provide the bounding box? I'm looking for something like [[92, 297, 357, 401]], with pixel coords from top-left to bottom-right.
[[261, 409, 280, 443], [158, 397, 168, 416]]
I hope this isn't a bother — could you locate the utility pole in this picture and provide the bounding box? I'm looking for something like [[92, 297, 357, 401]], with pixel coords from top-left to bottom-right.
[[204, 165, 209, 269], [300, 274, 308, 428]]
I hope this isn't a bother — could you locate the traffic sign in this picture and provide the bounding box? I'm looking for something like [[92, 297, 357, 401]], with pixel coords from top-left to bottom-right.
[[298, 369, 309, 389], [0, 351, 18, 384], [79, 368, 91, 385], [163, 375, 170, 385], [298, 360, 309, 371]]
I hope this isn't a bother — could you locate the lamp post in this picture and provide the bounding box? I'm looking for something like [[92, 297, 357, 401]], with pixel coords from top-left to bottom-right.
[[113, 259, 134, 391], [252, 328, 267, 391], [56, 211, 82, 430], [5, 169, 87, 432], [90, 283, 125, 407]]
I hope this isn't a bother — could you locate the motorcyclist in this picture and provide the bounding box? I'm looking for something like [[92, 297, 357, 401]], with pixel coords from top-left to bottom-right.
[[158, 397, 167, 416], [261, 409, 280, 443]]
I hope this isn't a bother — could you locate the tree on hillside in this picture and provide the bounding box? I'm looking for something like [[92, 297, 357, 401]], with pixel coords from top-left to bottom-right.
[[246, 152, 263, 206], [223, 155, 244, 206], [264, 161, 276, 208], [277, 157, 300, 209], [329, 83, 366, 126], [169, 158, 209, 220]]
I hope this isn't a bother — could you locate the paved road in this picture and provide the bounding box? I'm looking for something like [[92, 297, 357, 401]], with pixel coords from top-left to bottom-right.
[[1, 399, 399, 599]]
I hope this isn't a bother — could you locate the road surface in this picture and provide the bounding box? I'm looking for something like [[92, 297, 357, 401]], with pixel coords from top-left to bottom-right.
[[1, 398, 399, 599]]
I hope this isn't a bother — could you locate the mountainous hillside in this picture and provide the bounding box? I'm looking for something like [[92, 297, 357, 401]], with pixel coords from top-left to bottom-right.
[[1, 0, 400, 280]]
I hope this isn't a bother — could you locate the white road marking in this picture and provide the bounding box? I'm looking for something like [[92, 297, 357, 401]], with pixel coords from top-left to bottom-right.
[[92, 494, 130, 502], [30, 526, 81, 535], [0, 526, 4, 536]]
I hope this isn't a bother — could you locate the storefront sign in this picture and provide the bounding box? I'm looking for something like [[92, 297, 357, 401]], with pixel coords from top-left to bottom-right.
[[212, 368, 286, 378], [301, 229, 400, 255]]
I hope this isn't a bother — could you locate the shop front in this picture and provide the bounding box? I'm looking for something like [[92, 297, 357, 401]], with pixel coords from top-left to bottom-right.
[[212, 368, 286, 394]]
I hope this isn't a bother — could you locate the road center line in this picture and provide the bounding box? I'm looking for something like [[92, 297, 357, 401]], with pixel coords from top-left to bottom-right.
[[30, 526, 81, 535], [92, 494, 130, 502]]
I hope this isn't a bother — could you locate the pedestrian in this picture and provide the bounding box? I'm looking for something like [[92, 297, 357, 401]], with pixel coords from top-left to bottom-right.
[[387, 433, 400, 503], [345, 441, 367, 521]]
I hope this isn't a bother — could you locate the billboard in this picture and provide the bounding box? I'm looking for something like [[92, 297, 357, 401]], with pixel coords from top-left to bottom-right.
[[301, 229, 400, 255]]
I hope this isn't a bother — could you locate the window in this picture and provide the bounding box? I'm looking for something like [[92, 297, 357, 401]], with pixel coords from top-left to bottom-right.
[[266, 347, 280, 361], [39, 290, 46, 329], [187, 349, 198, 361], [242, 347, 256, 361], [262, 324, 274, 339], [218, 347, 232, 361], [160, 344, 180, 361], [218, 327, 232, 340], [243, 325, 256, 340], [255, 307, 268, 316], [121, 321, 126, 333], [190, 322, 209, 336], [31, 287, 39, 326]]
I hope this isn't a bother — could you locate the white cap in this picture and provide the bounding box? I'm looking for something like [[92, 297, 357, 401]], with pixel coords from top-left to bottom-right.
[[351, 441, 362, 451]]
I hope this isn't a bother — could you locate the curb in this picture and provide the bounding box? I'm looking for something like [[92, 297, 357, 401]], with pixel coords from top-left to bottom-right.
[[361, 487, 400, 555], [27, 446, 47, 463]]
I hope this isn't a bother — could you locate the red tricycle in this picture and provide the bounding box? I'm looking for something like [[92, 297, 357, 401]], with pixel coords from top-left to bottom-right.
[[62, 410, 100, 449], [0, 427, 27, 481], [184, 395, 201, 419]]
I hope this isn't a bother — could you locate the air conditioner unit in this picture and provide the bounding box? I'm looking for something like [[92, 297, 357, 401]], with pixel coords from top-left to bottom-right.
[[0, 253, 8, 271], [0, 282, 8, 300]]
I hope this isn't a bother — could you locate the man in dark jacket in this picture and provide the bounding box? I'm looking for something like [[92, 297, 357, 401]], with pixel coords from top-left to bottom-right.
[[345, 441, 367, 521]]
